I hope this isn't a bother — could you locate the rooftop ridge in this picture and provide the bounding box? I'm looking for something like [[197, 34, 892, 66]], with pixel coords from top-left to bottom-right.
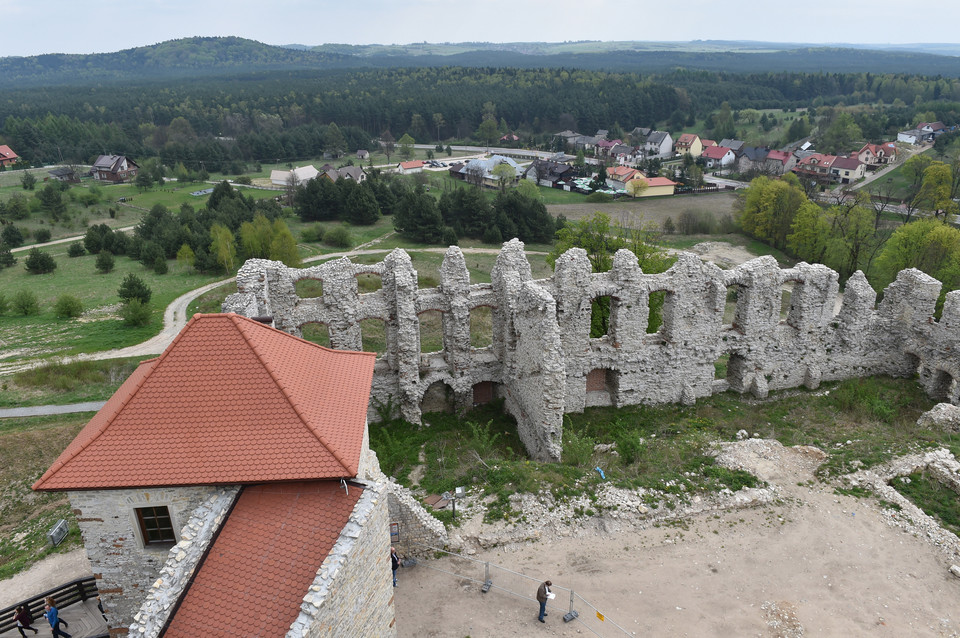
[[229, 314, 355, 476]]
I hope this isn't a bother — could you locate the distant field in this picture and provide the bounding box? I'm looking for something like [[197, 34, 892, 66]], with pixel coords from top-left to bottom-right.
[[547, 191, 738, 226]]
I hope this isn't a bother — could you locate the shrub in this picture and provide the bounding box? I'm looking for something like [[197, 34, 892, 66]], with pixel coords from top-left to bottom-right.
[[12, 290, 39, 315], [300, 224, 325, 243], [0, 247, 16, 268], [0, 293, 7, 315], [34, 228, 52, 243], [68, 242, 86, 257], [54, 294, 84, 318], [1, 225, 24, 248], [118, 273, 151, 304], [584, 192, 613, 203], [482, 225, 503, 245], [24, 247, 57, 274], [323, 225, 352, 248], [95, 250, 115, 274], [153, 256, 169, 275], [120, 299, 152, 326], [235, 175, 252, 185], [442, 226, 459, 246]]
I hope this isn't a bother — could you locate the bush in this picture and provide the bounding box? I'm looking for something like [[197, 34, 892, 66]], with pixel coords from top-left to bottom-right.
[[442, 226, 459, 246], [153, 256, 169, 275], [1, 225, 24, 248], [54, 294, 84, 318], [584, 191, 613, 203], [34, 228, 52, 243], [24, 247, 57, 274], [482, 225, 503, 245], [300, 224, 325, 243], [68, 242, 86, 257], [0, 247, 16, 268], [323, 225, 352, 248], [120, 299, 152, 326], [0, 293, 7, 315], [12, 290, 39, 315], [235, 175, 252, 185], [118, 273, 151, 304], [95, 250, 115, 273]]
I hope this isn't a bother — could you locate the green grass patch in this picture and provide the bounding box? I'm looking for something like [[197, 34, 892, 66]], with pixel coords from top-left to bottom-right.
[[892, 471, 960, 537], [0, 358, 146, 407]]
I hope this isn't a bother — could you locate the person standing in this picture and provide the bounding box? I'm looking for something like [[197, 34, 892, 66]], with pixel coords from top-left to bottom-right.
[[14, 605, 38, 636], [390, 546, 401, 587], [536, 580, 552, 623], [43, 597, 72, 638]]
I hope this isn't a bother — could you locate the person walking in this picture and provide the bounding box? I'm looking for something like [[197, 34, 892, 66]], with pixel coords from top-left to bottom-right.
[[536, 580, 552, 623], [43, 597, 71, 638], [390, 546, 401, 587], [13, 605, 39, 636]]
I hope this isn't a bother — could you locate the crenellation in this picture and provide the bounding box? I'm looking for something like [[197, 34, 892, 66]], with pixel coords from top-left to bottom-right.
[[223, 240, 960, 463]]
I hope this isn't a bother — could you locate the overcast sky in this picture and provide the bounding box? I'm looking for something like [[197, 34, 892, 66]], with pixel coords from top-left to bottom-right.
[[1, 0, 958, 58]]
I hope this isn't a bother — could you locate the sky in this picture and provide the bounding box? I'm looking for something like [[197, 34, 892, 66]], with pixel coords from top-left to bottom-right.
[[1, 0, 958, 58]]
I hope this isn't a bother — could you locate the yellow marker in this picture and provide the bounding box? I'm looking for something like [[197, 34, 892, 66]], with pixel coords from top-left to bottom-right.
[[597, 611, 605, 622]]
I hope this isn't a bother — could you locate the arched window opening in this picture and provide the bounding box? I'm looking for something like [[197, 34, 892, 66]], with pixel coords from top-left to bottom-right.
[[591, 296, 612, 338], [356, 272, 382, 293], [470, 306, 494, 349], [300, 322, 330, 347], [294, 278, 323, 299], [419, 310, 444, 354], [421, 381, 455, 414]]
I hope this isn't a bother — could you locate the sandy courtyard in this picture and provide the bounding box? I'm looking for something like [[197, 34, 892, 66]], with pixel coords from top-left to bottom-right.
[[395, 442, 960, 638]]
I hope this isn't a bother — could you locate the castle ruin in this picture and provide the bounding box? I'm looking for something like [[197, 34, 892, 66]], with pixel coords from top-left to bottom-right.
[[223, 239, 960, 462]]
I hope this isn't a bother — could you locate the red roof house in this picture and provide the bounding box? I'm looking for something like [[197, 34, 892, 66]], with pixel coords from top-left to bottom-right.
[[33, 313, 395, 637], [0, 145, 19, 167]]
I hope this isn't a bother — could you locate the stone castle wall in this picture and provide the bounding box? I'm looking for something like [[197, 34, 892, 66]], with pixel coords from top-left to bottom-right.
[[67, 485, 229, 635], [224, 239, 960, 462]]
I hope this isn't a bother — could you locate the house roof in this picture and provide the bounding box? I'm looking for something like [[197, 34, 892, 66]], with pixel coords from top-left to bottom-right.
[[163, 480, 362, 638], [766, 150, 791, 164], [700, 139, 717, 148], [646, 131, 670, 145], [607, 166, 639, 180], [676, 133, 699, 146], [796, 153, 837, 169], [644, 177, 678, 187], [399, 160, 424, 169], [33, 313, 376, 491], [48, 167, 75, 177], [738, 146, 769, 162], [93, 154, 136, 173], [0, 145, 18, 161], [718, 139, 744, 151], [702, 146, 733, 160], [832, 155, 861, 170]]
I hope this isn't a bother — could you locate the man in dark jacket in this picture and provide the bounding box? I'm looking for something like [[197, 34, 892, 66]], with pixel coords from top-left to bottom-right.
[[536, 580, 552, 623]]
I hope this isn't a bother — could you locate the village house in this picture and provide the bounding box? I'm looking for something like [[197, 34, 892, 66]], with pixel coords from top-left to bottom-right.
[[605, 165, 640, 190], [48, 166, 79, 183], [632, 175, 678, 197], [763, 149, 795, 175], [792, 153, 837, 182], [701, 145, 736, 170], [857, 142, 897, 168], [0, 144, 19, 168], [523, 159, 574, 188], [32, 313, 414, 638], [736, 146, 770, 174], [456, 155, 522, 188], [830, 155, 865, 184], [718, 139, 745, 153], [321, 165, 367, 183], [675, 133, 703, 157], [91, 154, 139, 183], [397, 159, 424, 175], [897, 129, 923, 145], [270, 164, 320, 186], [357, 149, 370, 161], [639, 130, 674, 159]]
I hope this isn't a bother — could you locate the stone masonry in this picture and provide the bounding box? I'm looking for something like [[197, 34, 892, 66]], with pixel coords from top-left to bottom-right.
[[67, 485, 227, 636], [223, 239, 960, 462]]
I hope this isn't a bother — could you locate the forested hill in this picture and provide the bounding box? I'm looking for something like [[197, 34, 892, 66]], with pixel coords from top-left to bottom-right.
[[2, 36, 960, 90]]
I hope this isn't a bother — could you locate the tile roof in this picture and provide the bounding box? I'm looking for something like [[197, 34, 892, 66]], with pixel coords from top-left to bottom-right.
[[34, 314, 375, 491], [0, 145, 18, 160], [702, 146, 732, 159], [644, 177, 678, 187], [399, 160, 424, 169], [766, 150, 791, 164], [163, 481, 363, 638]]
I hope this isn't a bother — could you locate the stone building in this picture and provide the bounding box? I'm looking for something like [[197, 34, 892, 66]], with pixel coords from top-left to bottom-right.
[[223, 240, 960, 463], [34, 313, 444, 637]]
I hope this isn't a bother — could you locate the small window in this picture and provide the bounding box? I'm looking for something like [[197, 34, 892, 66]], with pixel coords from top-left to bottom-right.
[[136, 506, 175, 545]]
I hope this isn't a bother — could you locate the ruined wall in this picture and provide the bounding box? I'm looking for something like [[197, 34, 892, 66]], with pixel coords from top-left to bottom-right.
[[223, 240, 960, 462], [67, 485, 228, 635]]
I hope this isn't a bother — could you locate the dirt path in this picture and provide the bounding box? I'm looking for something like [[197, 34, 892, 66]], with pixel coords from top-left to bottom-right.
[[395, 440, 960, 638]]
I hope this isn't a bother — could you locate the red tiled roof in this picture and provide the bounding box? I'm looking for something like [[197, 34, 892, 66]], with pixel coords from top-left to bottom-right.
[[399, 160, 424, 169], [700, 139, 716, 147], [676, 133, 699, 145], [702, 146, 732, 159], [766, 150, 791, 164], [644, 177, 677, 187], [0, 145, 18, 160], [34, 314, 376, 490], [164, 481, 363, 638], [607, 166, 638, 179]]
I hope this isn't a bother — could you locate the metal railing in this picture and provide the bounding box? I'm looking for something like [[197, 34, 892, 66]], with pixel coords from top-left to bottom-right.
[[0, 576, 106, 636], [408, 543, 632, 638]]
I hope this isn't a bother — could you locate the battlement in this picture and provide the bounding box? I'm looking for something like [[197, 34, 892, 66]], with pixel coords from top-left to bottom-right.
[[224, 239, 960, 461]]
